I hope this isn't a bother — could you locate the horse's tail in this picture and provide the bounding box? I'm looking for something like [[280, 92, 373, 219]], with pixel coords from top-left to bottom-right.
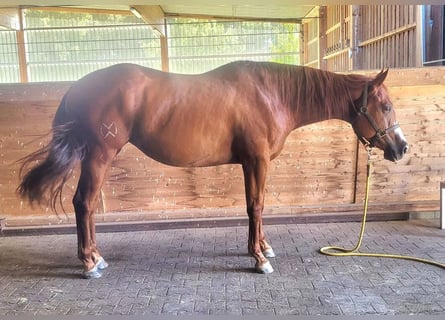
[[17, 94, 87, 212]]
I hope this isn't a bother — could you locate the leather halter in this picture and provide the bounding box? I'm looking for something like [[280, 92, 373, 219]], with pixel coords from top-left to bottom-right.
[[352, 83, 400, 148]]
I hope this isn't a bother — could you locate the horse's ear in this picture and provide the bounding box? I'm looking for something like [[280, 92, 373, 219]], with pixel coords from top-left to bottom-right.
[[370, 68, 389, 87]]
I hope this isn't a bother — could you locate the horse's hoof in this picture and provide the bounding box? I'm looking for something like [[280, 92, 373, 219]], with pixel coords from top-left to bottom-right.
[[255, 260, 274, 274], [83, 266, 102, 279], [263, 248, 276, 258], [96, 257, 109, 270]]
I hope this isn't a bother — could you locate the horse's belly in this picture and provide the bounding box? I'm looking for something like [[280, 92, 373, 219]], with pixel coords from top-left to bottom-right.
[[131, 135, 234, 168]]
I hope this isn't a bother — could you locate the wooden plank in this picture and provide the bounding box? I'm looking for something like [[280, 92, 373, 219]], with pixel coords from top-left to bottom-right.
[[4, 200, 438, 231], [395, 7, 400, 66], [22, 6, 132, 16], [323, 47, 349, 60], [357, 4, 420, 69], [350, 67, 445, 86], [358, 23, 416, 47], [0, 7, 19, 30], [326, 22, 341, 34], [16, 9, 27, 83], [160, 33, 169, 72], [131, 5, 165, 36], [319, 6, 327, 70], [441, 181, 445, 229]]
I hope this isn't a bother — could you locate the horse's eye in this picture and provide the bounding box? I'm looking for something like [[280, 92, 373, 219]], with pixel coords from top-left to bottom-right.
[[383, 104, 392, 112]]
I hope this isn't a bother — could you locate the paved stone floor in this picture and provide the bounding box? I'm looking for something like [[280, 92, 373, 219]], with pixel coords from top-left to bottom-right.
[[1, 219, 445, 315]]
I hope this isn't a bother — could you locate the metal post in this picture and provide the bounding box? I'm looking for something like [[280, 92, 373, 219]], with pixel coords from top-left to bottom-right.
[[440, 182, 445, 229]]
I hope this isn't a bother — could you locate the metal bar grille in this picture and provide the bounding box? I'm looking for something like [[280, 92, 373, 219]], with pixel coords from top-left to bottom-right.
[[0, 30, 20, 83], [0, 9, 161, 83], [0, 10, 300, 83], [25, 25, 161, 82]]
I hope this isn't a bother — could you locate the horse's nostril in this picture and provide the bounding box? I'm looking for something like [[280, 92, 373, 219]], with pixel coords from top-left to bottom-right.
[[402, 144, 409, 154]]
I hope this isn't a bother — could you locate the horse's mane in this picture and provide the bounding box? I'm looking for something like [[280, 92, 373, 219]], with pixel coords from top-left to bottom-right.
[[243, 62, 371, 120]]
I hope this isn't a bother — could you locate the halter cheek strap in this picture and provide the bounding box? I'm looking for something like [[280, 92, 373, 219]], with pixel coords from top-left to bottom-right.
[[352, 83, 400, 148]]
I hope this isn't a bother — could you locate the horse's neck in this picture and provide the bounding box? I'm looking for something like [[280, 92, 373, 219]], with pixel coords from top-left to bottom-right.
[[290, 100, 351, 129], [287, 74, 354, 129]]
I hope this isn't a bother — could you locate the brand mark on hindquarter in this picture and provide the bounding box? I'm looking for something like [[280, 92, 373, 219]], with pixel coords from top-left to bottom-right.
[[100, 122, 118, 139]]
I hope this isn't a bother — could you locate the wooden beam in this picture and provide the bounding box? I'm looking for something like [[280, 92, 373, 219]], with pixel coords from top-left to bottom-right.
[[441, 182, 445, 229], [322, 47, 350, 60], [16, 30, 27, 83], [325, 22, 341, 35], [16, 8, 28, 83], [415, 5, 423, 67], [358, 22, 417, 47], [19, 6, 132, 16], [0, 7, 20, 30], [318, 6, 327, 70], [160, 34, 169, 72], [130, 6, 169, 71], [351, 5, 360, 70], [131, 5, 166, 37], [164, 12, 301, 24]]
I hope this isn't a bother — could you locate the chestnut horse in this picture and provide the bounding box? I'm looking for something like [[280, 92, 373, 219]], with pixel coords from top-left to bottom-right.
[[18, 61, 408, 278]]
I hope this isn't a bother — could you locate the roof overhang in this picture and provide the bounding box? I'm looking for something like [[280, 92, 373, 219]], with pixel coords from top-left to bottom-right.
[[0, 1, 317, 24]]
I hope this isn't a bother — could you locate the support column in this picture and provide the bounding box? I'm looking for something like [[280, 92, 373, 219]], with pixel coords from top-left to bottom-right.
[[415, 5, 424, 67], [16, 8, 28, 82], [351, 5, 361, 70], [318, 6, 327, 70], [160, 20, 169, 72], [131, 5, 169, 72], [440, 182, 445, 230]]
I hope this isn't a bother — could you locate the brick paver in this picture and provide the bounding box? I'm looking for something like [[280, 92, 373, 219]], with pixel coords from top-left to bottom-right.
[[0, 219, 444, 315]]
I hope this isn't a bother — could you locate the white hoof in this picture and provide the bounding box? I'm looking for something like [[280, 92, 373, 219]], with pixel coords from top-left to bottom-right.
[[83, 265, 102, 279], [255, 260, 274, 274], [96, 257, 109, 270], [263, 248, 276, 258]]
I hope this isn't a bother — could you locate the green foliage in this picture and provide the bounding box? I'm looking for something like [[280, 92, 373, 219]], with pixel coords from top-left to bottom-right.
[[168, 18, 300, 73], [24, 9, 142, 28], [270, 24, 300, 64]]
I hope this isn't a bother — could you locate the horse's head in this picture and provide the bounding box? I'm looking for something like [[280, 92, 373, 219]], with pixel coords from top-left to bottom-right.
[[351, 70, 408, 162]]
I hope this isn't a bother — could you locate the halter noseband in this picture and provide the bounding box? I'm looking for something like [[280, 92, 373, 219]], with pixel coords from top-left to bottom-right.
[[352, 83, 400, 148]]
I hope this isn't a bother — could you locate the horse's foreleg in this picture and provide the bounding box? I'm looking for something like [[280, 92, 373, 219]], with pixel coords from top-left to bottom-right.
[[242, 157, 275, 274], [73, 150, 114, 279]]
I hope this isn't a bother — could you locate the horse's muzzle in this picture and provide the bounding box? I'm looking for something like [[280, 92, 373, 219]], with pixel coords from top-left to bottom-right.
[[384, 140, 409, 162]]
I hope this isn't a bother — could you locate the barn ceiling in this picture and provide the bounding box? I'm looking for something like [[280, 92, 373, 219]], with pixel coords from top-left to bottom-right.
[[159, 3, 315, 20], [0, 1, 317, 22]]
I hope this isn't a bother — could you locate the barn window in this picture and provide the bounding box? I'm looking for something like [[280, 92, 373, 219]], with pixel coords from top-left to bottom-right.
[[0, 30, 19, 82], [167, 18, 300, 74], [0, 8, 301, 83], [23, 9, 161, 82]]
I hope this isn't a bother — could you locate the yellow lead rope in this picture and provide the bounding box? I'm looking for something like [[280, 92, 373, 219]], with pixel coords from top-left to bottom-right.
[[319, 148, 445, 269]]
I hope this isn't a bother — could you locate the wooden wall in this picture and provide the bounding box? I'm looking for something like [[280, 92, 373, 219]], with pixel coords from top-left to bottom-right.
[[358, 5, 420, 69], [324, 5, 353, 71], [301, 7, 321, 69], [303, 5, 421, 71], [1, 67, 445, 226]]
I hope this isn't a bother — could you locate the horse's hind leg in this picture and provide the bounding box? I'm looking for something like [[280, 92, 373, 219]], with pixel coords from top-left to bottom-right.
[[73, 147, 116, 279]]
